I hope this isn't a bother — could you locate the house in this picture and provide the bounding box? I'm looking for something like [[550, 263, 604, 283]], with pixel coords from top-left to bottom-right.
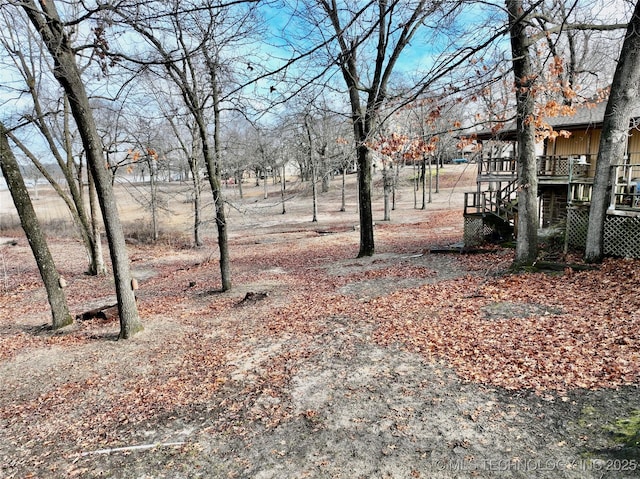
[[463, 102, 640, 258]]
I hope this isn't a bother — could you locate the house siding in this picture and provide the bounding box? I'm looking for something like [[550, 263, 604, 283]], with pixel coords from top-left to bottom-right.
[[547, 128, 600, 176], [628, 131, 640, 164]]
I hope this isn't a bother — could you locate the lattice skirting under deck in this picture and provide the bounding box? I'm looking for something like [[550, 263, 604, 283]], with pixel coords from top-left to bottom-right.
[[464, 215, 497, 247], [603, 215, 640, 258], [565, 207, 589, 249], [565, 207, 640, 258], [467, 208, 640, 258]]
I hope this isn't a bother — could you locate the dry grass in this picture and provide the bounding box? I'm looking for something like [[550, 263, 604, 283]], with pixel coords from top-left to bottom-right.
[[0, 164, 477, 243]]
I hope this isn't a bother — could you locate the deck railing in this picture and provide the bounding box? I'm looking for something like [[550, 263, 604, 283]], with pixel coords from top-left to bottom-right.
[[471, 156, 640, 215], [478, 154, 597, 179], [464, 192, 482, 216], [537, 155, 570, 176], [610, 164, 640, 211], [566, 164, 640, 212], [478, 157, 516, 177], [536, 154, 595, 178], [464, 179, 518, 221]]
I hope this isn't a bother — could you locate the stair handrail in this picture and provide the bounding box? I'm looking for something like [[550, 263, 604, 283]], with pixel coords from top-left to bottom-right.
[[480, 179, 519, 222]]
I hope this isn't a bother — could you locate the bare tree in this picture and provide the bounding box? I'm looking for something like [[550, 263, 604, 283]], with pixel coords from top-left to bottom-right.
[[15, 0, 143, 338], [315, 0, 444, 256], [531, 0, 628, 106], [282, 0, 504, 256], [141, 75, 207, 246], [223, 116, 258, 200], [169, 116, 205, 247], [303, 113, 320, 222], [112, 0, 263, 291], [0, 123, 72, 329], [122, 116, 177, 243], [0, 12, 107, 275], [585, 0, 640, 262], [506, 0, 540, 267]]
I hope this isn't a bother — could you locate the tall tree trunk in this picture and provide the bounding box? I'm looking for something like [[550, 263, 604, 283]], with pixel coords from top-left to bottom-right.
[[237, 170, 244, 199], [383, 164, 391, 221], [507, 0, 539, 268], [209, 66, 231, 291], [413, 161, 418, 209], [340, 168, 346, 212], [88, 169, 107, 275], [187, 151, 203, 247], [305, 115, 319, 223], [321, 153, 330, 193], [311, 162, 319, 223], [356, 142, 375, 256], [392, 162, 400, 211], [183, 128, 203, 247], [585, 0, 640, 263], [0, 123, 72, 329], [200, 118, 230, 290], [61, 96, 104, 273], [421, 158, 427, 210], [150, 163, 159, 242], [22, 0, 142, 338], [428, 156, 433, 204], [281, 164, 287, 215], [192, 175, 203, 248], [263, 167, 268, 199]]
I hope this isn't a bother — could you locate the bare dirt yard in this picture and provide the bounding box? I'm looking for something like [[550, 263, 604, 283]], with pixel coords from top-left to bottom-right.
[[1, 165, 639, 478]]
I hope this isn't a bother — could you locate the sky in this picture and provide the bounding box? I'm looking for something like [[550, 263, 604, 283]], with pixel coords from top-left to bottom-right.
[[0, 0, 636, 186]]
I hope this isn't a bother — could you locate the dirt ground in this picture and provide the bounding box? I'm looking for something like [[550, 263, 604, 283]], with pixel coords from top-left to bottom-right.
[[1, 165, 639, 478]]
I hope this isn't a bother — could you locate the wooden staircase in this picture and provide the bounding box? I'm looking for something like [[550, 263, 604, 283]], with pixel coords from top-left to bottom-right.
[[464, 179, 518, 241]]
